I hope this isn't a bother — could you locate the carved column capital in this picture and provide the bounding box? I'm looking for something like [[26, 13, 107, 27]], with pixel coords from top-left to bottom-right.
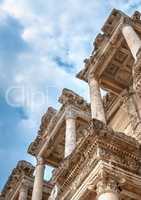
[[37, 156, 45, 165], [20, 182, 28, 193], [65, 106, 77, 120], [88, 73, 98, 85], [96, 178, 120, 196], [123, 17, 133, 26]]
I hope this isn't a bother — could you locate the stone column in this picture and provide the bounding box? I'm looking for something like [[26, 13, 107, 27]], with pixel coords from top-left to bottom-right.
[[88, 76, 106, 123], [122, 24, 141, 125], [65, 107, 76, 158], [19, 182, 28, 200], [31, 157, 45, 200], [96, 178, 120, 200], [122, 24, 141, 60]]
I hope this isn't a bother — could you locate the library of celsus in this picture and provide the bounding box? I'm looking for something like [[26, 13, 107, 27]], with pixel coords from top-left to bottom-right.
[[1, 8, 141, 200]]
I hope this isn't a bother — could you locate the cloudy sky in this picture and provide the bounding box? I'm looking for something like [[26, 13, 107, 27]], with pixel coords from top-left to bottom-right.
[[0, 0, 141, 190]]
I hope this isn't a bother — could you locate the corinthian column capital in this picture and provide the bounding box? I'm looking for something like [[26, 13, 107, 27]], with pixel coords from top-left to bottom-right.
[[37, 156, 45, 165], [65, 106, 77, 120], [96, 178, 120, 196]]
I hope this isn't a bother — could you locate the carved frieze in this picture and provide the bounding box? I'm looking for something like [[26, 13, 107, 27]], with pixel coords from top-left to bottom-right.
[[1, 161, 34, 198], [133, 48, 141, 98], [96, 177, 120, 196], [52, 119, 141, 199], [28, 107, 57, 156]]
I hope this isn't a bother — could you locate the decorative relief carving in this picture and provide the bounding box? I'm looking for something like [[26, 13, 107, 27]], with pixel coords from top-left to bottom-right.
[[52, 119, 141, 199], [96, 178, 120, 196], [1, 161, 34, 198], [103, 92, 117, 111], [132, 11, 141, 23], [92, 33, 109, 55], [39, 107, 57, 136], [48, 184, 59, 200], [133, 48, 141, 98], [37, 156, 45, 165], [28, 107, 57, 156], [59, 88, 90, 113], [121, 88, 141, 142], [65, 106, 77, 120]]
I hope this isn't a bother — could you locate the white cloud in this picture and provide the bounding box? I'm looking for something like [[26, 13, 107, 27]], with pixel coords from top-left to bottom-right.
[[1, 0, 141, 134], [0, 1, 141, 186], [1, 0, 141, 139]]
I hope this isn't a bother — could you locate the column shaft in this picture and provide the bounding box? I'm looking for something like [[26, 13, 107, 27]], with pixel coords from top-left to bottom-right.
[[19, 185, 28, 200], [32, 158, 45, 200], [98, 192, 119, 200], [65, 117, 76, 157], [89, 77, 106, 123], [122, 25, 141, 124], [122, 25, 141, 60]]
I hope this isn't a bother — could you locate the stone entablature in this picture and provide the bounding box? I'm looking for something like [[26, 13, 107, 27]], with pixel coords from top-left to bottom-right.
[[76, 9, 141, 94], [0, 160, 53, 200], [28, 107, 57, 157], [59, 88, 90, 113], [0, 160, 34, 199], [52, 119, 141, 199]]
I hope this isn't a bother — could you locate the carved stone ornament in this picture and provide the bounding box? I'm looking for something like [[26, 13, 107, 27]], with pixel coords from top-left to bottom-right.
[[1, 161, 34, 198], [65, 106, 77, 120], [28, 107, 57, 156], [133, 48, 141, 98], [96, 178, 120, 196], [132, 11, 141, 23], [48, 184, 59, 200], [37, 156, 45, 165], [59, 88, 90, 112]]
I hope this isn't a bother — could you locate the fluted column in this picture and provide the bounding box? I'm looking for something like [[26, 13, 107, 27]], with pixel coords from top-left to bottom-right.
[[31, 157, 45, 200], [96, 178, 120, 200], [122, 24, 141, 60], [88, 76, 106, 123], [19, 181, 28, 200], [65, 107, 76, 158]]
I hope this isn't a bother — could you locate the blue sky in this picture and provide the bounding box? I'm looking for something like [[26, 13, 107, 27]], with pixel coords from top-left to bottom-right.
[[0, 0, 141, 190]]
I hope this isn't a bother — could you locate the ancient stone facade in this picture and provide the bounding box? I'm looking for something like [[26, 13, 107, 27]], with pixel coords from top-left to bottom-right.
[[0, 161, 52, 200], [1, 8, 141, 200]]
